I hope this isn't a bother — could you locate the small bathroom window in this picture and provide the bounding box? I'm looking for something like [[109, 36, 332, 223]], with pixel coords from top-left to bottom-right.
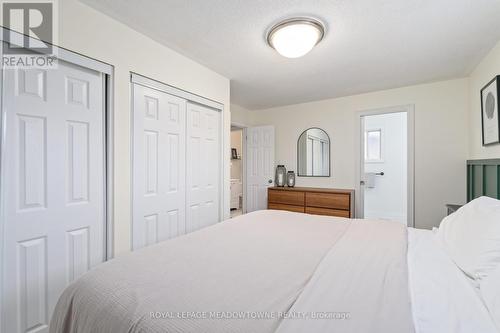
[[365, 129, 382, 162]]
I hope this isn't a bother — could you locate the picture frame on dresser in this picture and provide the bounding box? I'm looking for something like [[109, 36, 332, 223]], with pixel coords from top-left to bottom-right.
[[481, 75, 500, 146]]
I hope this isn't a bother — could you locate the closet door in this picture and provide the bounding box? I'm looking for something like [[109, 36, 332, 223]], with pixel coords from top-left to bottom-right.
[[1, 61, 106, 333], [132, 84, 186, 250], [186, 102, 221, 232]]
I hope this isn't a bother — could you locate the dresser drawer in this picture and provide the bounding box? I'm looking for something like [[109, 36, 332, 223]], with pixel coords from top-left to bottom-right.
[[305, 192, 350, 210], [267, 187, 354, 218], [268, 189, 305, 206], [269, 203, 305, 213], [305, 206, 350, 218]]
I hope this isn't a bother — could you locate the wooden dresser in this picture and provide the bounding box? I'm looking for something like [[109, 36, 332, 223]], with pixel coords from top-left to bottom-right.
[[268, 187, 355, 218]]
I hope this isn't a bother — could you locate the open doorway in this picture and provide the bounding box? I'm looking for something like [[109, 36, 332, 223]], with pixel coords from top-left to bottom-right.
[[230, 125, 245, 218], [357, 105, 415, 227]]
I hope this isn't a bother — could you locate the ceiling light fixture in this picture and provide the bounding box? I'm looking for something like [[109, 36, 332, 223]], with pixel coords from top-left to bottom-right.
[[267, 17, 325, 58]]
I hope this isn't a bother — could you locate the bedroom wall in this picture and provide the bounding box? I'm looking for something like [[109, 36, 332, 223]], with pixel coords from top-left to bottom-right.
[[251, 79, 469, 229], [58, 0, 231, 255], [468, 40, 500, 159], [231, 104, 253, 126]]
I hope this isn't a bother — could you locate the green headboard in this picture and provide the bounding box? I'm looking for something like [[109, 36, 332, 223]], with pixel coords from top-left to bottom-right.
[[467, 159, 500, 201]]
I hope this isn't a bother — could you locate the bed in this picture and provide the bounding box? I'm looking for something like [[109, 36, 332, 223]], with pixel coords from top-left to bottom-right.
[[50, 199, 500, 333]]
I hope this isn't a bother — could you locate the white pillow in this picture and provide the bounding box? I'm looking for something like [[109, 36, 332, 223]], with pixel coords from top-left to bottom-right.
[[437, 196, 500, 283], [481, 264, 500, 330]]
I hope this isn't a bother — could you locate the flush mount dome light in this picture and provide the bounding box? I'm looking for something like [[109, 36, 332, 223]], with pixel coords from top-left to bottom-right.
[[267, 17, 325, 58]]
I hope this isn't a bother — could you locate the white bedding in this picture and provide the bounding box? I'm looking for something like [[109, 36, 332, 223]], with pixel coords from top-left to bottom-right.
[[50, 210, 354, 333], [49, 211, 498, 333], [408, 228, 498, 333], [275, 215, 414, 333], [50, 211, 413, 333], [273, 225, 499, 333]]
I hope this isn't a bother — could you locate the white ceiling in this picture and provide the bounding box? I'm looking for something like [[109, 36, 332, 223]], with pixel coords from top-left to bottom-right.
[[81, 0, 500, 110]]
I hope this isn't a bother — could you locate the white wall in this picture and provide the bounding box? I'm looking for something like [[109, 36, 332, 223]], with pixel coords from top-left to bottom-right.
[[364, 112, 407, 224], [58, 0, 231, 255], [469, 40, 500, 159], [251, 79, 469, 229], [231, 104, 253, 126]]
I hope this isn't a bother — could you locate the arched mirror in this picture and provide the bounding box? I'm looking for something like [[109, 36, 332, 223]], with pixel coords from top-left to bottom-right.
[[297, 128, 330, 177]]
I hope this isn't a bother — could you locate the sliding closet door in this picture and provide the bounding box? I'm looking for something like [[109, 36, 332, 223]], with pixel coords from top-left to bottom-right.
[[1, 61, 106, 333], [132, 84, 186, 250], [186, 102, 221, 232]]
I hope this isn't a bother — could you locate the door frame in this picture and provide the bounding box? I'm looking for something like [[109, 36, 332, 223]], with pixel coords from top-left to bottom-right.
[[355, 104, 415, 227], [231, 122, 248, 214], [0, 27, 115, 330], [129, 73, 225, 250]]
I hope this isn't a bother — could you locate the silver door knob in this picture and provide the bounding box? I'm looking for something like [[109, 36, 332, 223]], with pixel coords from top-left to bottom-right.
[[268, 179, 273, 184], [360, 180, 365, 185]]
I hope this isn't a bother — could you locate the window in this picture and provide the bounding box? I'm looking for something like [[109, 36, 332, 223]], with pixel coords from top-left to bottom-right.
[[365, 129, 382, 162]]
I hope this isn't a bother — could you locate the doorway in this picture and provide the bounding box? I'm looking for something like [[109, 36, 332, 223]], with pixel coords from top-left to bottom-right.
[[357, 105, 414, 227], [246, 125, 275, 212], [232, 124, 275, 215], [230, 125, 245, 217]]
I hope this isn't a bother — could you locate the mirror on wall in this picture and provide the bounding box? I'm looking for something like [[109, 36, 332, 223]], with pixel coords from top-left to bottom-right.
[[297, 128, 330, 177]]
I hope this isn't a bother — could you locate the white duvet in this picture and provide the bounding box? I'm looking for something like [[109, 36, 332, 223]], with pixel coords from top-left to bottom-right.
[[51, 210, 354, 333], [408, 228, 498, 333], [50, 210, 497, 333]]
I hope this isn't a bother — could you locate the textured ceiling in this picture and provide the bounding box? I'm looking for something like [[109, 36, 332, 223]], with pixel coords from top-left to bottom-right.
[[81, 0, 500, 110]]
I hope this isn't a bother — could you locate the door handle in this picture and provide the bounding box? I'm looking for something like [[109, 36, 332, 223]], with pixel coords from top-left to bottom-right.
[[360, 180, 365, 186], [268, 179, 273, 184]]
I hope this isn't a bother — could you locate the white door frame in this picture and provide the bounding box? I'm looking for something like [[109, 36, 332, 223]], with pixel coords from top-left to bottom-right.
[[130, 73, 225, 250], [355, 104, 415, 227], [231, 122, 248, 214], [0, 27, 115, 330]]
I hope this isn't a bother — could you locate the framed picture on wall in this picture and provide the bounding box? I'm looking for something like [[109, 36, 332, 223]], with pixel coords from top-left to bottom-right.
[[481, 75, 500, 146]]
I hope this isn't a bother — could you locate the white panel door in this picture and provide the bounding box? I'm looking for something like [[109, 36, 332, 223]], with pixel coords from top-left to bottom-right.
[[132, 84, 186, 250], [1, 62, 105, 333], [186, 102, 220, 232], [246, 126, 275, 212]]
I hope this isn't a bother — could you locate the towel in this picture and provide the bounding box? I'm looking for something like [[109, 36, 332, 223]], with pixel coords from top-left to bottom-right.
[[365, 172, 376, 188]]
